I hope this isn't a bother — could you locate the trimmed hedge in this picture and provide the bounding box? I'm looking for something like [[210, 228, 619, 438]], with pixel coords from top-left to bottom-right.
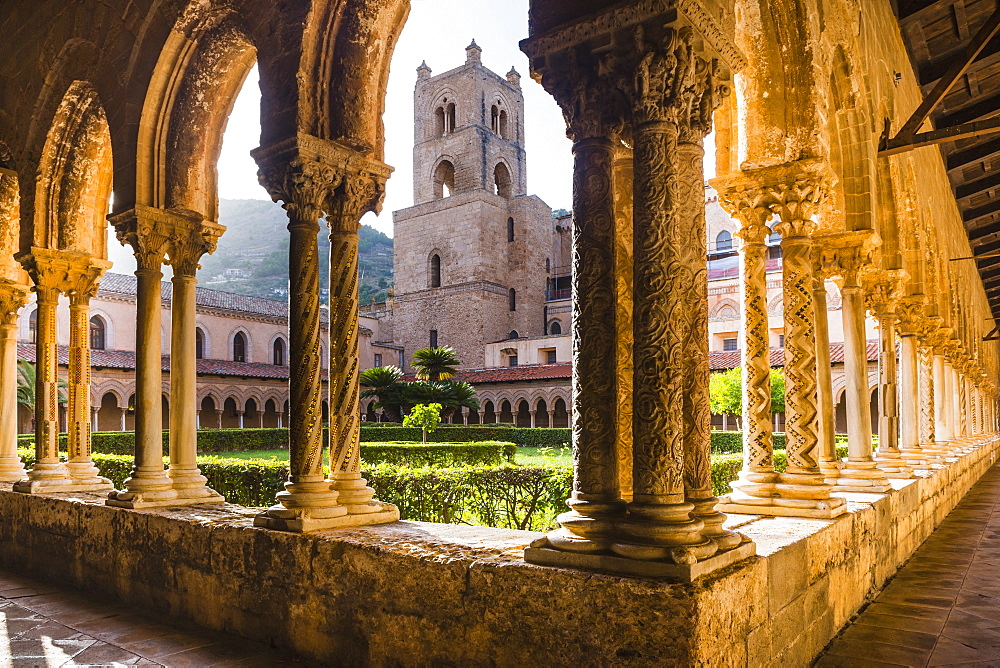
[[710, 431, 851, 455], [361, 442, 517, 467], [15, 441, 851, 531]]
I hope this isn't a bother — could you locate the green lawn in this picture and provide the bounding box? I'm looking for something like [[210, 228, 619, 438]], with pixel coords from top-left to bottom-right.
[[201, 448, 303, 461]]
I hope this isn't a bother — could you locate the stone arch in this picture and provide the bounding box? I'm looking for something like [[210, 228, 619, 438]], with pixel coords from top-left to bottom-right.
[[827, 43, 873, 235], [767, 296, 784, 317], [710, 298, 740, 322], [134, 7, 256, 219], [300, 0, 410, 160], [494, 161, 513, 198], [432, 158, 456, 198], [548, 320, 563, 335], [195, 322, 212, 359], [0, 168, 25, 283], [735, 0, 821, 167], [424, 87, 459, 138], [30, 80, 112, 257], [268, 332, 288, 366], [88, 308, 115, 349], [552, 396, 570, 428]]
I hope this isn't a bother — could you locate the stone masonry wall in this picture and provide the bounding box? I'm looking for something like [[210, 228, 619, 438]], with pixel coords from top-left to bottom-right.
[[0, 439, 995, 665]]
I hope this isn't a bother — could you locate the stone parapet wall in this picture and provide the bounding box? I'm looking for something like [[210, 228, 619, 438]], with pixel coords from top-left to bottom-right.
[[0, 438, 995, 665]]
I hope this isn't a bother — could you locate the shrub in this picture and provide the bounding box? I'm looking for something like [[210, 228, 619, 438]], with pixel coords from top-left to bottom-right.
[[361, 441, 517, 467], [360, 425, 571, 447]]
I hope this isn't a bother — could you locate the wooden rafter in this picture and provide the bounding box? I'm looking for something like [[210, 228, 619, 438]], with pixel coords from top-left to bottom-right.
[[880, 6, 1000, 156]]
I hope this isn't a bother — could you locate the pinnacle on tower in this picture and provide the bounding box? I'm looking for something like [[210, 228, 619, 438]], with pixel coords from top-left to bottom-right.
[[506, 66, 521, 88], [466, 39, 482, 65], [417, 60, 432, 80]]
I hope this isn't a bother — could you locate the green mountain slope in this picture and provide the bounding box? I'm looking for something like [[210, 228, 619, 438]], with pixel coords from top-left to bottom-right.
[[199, 198, 393, 304]]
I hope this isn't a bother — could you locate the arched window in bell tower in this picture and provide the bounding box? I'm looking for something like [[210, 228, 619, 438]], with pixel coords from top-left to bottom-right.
[[446, 102, 456, 133], [429, 253, 441, 288], [499, 109, 509, 139], [434, 160, 455, 199], [494, 162, 512, 198], [491, 104, 499, 133], [435, 107, 446, 136]]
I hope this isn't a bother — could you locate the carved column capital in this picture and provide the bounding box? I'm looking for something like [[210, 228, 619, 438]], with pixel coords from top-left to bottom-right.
[[0, 279, 29, 327], [109, 205, 190, 272], [861, 268, 908, 321], [711, 176, 772, 244], [814, 230, 880, 288], [17, 247, 111, 299], [326, 157, 392, 235], [896, 295, 926, 336], [723, 161, 835, 240], [166, 218, 226, 277], [252, 134, 350, 222]]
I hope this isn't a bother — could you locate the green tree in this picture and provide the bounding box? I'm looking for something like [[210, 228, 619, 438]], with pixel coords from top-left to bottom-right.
[[708, 366, 787, 426], [403, 402, 442, 443], [709, 367, 742, 422], [16, 359, 67, 419], [359, 365, 404, 422], [411, 346, 460, 381]]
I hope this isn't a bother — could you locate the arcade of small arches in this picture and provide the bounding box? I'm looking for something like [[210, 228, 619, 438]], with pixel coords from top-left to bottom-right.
[[361, 391, 571, 428]]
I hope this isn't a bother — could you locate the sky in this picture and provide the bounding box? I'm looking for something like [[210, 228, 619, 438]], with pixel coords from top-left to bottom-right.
[[107, 0, 574, 273], [216, 0, 573, 233]]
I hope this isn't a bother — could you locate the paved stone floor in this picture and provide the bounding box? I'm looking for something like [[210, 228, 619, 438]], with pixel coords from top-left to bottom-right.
[[0, 569, 304, 667], [817, 464, 1000, 667]]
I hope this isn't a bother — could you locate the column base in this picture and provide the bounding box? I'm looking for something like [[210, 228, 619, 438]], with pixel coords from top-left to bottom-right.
[[253, 501, 399, 532], [610, 500, 717, 563], [331, 476, 382, 515], [524, 536, 755, 582], [106, 487, 182, 508], [539, 497, 627, 554], [13, 478, 114, 494], [0, 463, 26, 483], [898, 447, 940, 470], [718, 488, 848, 519], [169, 469, 226, 504]]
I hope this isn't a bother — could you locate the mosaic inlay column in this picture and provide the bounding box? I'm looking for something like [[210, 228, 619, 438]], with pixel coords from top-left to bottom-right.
[[107, 208, 178, 507], [252, 138, 349, 531], [897, 298, 935, 466], [326, 157, 398, 525], [0, 280, 28, 482], [165, 215, 226, 504], [64, 263, 113, 489], [714, 184, 778, 500]]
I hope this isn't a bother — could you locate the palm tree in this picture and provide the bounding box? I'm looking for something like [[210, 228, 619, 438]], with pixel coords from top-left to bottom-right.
[[359, 365, 404, 422], [16, 359, 67, 428], [411, 345, 460, 381]]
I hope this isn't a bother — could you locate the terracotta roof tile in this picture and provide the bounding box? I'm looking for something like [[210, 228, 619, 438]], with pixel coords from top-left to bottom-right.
[[16, 343, 326, 381], [413, 341, 879, 383]]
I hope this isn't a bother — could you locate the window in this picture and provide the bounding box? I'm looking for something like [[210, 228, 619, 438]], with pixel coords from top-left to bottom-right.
[[778, 334, 785, 348], [430, 254, 441, 288], [499, 109, 508, 139], [768, 244, 783, 260], [716, 230, 733, 252], [233, 332, 247, 362], [447, 102, 456, 133], [195, 328, 204, 359], [89, 316, 105, 350], [550, 321, 562, 335], [491, 104, 499, 133], [508, 330, 519, 340], [507, 217, 515, 242], [273, 338, 285, 366], [545, 258, 550, 273], [435, 106, 445, 136], [723, 338, 738, 352], [434, 160, 455, 198], [494, 163, 512, 198], [374, 353, 383, 367], [509, 354, 518, 367], [429, 329, 438, 347], [28, 310, 36, 344], [508, 288, 516, 312], [546, 350, 557, 364]]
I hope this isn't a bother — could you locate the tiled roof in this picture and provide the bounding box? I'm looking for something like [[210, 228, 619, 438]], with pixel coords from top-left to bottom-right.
[[409, 340, 880, 384], [16, 344, 326, 381], [97, 272, 314, 321]]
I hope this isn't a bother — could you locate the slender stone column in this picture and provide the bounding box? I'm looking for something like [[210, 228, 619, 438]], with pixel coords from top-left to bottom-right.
[[936, 347, 954, 443], [107, 208, 178, 507], [251, 144, 347, 531], [864, 270, 913, 479], [0, 281, 28, 482], [613, 148, 634, 504], [119, 408, 126, 432], [896, 299, 931, 464], [165, 218, 225, 504], [768, 186, 847, 512], [215, 409, 223, 430], [714, 186, 778, 500], [813, 266, 838, 480], [827, 246, 891, 491], [64, 266, 113, 489], [326, 162, 397, 524]]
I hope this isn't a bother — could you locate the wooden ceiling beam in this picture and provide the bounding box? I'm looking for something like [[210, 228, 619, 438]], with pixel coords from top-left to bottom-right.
[[935, 92, 1000, 128], [962, 198, 1000, 225], [956, 169, 1000, 200], [897, 0, 954, 20], [897, 7, 1000, 138], [947, 136, 1000, 171], [880, 115, 1000, 156], [919, 36, 1000, 86]]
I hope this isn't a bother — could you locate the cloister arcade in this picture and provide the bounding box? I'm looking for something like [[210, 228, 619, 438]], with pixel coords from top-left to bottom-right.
[[2, 0, 1000, 663]]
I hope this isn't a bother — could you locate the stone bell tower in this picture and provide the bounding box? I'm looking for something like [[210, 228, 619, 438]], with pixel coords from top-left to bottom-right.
[[391, 41, 552, 371]]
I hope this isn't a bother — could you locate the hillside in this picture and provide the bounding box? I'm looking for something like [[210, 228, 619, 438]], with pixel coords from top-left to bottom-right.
[[199, 199, 393, 304]]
